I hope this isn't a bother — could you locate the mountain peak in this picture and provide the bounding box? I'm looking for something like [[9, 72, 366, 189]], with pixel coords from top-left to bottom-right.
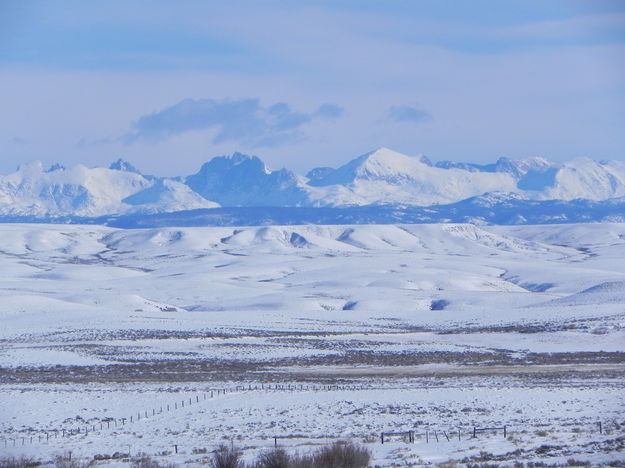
[[109, 158, 141, 174], [309, 148, 431, 187], [185, 152, 306, 206], [45, 163, 66, 173], [363, 147, 410, 159]]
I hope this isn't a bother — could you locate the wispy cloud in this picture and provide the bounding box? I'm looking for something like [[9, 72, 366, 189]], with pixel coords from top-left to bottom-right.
[[9, 136, 27, 145], [388, 105, 432, 123], [314, 103, 344, 119], [121, 98, 343, 147]]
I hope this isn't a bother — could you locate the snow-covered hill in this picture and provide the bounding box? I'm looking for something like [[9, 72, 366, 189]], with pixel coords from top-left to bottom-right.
[[0, 160, 219, 217], [1, 148, 625, 221]]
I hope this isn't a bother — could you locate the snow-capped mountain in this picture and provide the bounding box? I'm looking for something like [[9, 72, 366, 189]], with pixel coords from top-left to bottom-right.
[[434, 154, 625, 201], [122, 179, 219, 214], [184, 152, 310, 206], [434, 156, 553, 178], [1, 148, 625, 222], [306, 147, 517, 206], [0, 160, 218, 217]]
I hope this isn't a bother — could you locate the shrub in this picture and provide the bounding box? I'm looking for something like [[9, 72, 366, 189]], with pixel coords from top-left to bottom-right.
[[210, 445, 242, 468], [131, 456, 177, 468], [255, 449, 290, 468], [311, 441, 370, 468], [0, 457, 40, 468], [566, 459, 590, 467], [53, 454, 90, 468]]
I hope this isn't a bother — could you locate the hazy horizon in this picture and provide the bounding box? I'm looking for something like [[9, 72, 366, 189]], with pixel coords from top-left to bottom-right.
[[1, 0, 624, 176]]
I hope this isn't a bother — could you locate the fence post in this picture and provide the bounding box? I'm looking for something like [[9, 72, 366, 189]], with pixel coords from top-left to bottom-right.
[[426, 430, 428, 443], [174, 444, 178, 454], [381, 433, 384, 444], [599, 422, 602, 434], [458, 428, 461, 441], [473, 427, 476, 438], [504, 425, 507, 438], [274, 437, 278, 448]]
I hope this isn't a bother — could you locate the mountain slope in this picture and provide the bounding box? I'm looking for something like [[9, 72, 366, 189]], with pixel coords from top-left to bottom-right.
[[0, 162, 218, 217], [2, 148, 625, 220], [184, 152, 311, 206], [307, 148, 517, 206]]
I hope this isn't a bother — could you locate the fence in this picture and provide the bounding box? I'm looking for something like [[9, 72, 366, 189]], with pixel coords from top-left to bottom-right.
[[0, 382, 615, 454], [0, 383, 368, 449]]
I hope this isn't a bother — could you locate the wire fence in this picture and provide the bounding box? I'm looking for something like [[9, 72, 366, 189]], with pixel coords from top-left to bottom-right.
[[1, 382, 619, 454]]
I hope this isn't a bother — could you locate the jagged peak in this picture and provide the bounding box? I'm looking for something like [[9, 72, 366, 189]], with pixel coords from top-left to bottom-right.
[[45, 163, 66, 173], [109, 158, 141, 174], [229, 151, 257, 163], [194, 152, 275, 177], [306, 167, 335, 182]]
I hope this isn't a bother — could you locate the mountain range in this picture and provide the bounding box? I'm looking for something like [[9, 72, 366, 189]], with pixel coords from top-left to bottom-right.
[[1, 147, 624, 225]]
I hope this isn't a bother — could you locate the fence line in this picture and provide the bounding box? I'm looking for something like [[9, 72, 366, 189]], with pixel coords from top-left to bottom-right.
[[0, 383, 617, 450]]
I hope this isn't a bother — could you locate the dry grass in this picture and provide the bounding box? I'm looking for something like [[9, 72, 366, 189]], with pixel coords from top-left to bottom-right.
[[0, 457, 40, 468], [247, 441, 370, 468], [210, 445, 243, 468]]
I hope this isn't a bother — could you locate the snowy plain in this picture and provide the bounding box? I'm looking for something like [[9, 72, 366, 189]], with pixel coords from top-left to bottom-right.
[[0, 222, 624, 466]]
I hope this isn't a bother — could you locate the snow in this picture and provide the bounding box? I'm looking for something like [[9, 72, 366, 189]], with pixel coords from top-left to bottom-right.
[[0, 222, 623, 466], [4, 149, 625, 218]]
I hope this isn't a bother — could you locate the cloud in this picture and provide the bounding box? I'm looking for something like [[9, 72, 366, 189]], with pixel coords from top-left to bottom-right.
[[76, 136, 115, 148], [388, 105, 433, 123], [314, 104, 344, 119], [122, 98, 343, 147]]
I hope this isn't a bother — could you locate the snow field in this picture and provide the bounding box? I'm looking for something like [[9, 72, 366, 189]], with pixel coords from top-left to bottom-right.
[[1, 222, 624, 465], [1, 380, 623, 466]]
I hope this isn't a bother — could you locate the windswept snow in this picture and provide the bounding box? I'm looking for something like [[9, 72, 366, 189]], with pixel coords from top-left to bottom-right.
[[0, 222, 623, 466]]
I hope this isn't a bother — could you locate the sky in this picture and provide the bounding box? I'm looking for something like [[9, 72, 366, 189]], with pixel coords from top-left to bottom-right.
[[1, 0, 624, 176]]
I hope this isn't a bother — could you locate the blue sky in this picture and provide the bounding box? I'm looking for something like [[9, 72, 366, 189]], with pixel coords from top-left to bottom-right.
[[1, 0, 624, 175]]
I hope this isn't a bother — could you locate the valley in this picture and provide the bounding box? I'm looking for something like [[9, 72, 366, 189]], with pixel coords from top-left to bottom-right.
[[0, 222, 624, 466]]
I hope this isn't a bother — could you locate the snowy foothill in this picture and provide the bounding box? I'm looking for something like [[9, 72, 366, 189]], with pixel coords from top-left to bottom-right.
[[0, 222, 624, 466]]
